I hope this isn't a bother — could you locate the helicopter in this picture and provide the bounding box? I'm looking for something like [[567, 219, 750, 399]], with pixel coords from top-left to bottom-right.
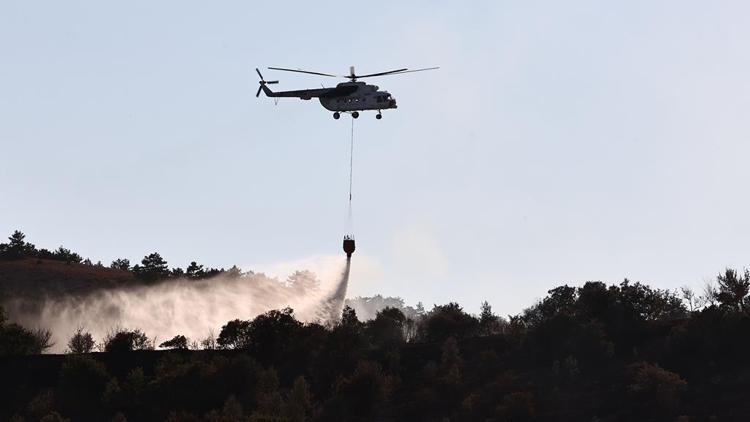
[[256, 66, 438, 119]]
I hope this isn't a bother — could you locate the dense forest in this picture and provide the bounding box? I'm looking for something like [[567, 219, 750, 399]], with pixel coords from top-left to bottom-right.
[[2, 230, 750, 421]]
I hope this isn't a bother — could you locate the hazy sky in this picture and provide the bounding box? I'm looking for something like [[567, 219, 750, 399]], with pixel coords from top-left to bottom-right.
[[2, 1, 749, 315]]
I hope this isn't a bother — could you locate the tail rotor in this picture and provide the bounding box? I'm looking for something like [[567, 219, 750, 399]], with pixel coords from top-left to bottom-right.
[[256, 68, 278, 97]]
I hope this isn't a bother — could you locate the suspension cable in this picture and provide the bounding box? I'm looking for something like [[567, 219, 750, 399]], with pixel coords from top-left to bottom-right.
[[349, 117, 354, 202]]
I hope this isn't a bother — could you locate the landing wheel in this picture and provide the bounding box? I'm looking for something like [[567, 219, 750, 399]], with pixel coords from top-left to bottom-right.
[[376, 113, 382, 120], [333, 112, 340, 120], [352, 111, 359, 119]]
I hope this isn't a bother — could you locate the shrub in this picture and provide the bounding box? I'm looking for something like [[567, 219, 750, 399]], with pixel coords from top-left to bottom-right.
[[103, 328, 153, 352], [160, 335, 189, 350], [67, 327, 95, 354]]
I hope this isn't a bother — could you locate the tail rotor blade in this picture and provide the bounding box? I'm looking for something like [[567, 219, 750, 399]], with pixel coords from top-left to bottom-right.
[[256, 68, 264, 80], [256, 86, 263, 97], [267, 81, 279, 84]]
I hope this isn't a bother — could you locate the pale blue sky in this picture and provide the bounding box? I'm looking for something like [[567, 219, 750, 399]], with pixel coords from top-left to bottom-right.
[[2, 1, 749, 315]]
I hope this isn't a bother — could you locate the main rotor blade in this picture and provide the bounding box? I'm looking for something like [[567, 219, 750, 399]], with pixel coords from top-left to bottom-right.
[[353, 68, 408, 78], [359, 67, 440, 78], [268, 67, 342, 78], [390, 67, 440, 75]]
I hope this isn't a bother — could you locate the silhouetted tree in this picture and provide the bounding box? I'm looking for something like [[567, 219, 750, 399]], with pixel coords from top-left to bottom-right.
[[246, 307, 303, 362], [576, 281, 613, 322], [0, 324, 40, 356], [225, 265, 243, 279], [701, 280, 719, 307], [160, 335, 188, 350], [1, 230, 36, 259], [67, 327, 95, 354], [341, 305, 360, 328], [204, 267, 225, 278], [35, 247, 55, 260], [52, 246, 83, 264], [133, 252, 170, 281], [716, 268, 750, 312], [0, 311, 54, 356], [186, 261, 205, 279], [479, 301, 504, 335], [217, 319, 252, 349], [525, 285, 578, 326], [103, 328, 153, 352], [618, 280, 686, 321], [8, 230, 27, 249], [367, 307, 406, 348], [110, 258, 131, 271], [420, 302, 479, 342], [307, 307, 367, 394]]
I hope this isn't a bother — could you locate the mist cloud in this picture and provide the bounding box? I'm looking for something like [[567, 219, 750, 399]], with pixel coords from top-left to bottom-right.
[[3, 257, 352, 353]]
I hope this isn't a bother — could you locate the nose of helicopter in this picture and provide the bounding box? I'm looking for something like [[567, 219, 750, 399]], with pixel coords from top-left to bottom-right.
[[390, 98, 397, 108]]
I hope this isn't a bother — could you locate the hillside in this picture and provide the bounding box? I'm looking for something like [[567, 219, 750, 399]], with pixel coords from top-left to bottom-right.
[[0, 258, 136, 299], [3, 231, 750, 420]]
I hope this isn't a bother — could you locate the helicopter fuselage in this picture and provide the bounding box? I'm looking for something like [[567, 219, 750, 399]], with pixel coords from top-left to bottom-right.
[[319, 82, 397, 112]]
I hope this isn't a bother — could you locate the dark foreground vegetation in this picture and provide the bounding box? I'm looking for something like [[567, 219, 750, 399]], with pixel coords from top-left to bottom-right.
[[2, 230, 750, 421]]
